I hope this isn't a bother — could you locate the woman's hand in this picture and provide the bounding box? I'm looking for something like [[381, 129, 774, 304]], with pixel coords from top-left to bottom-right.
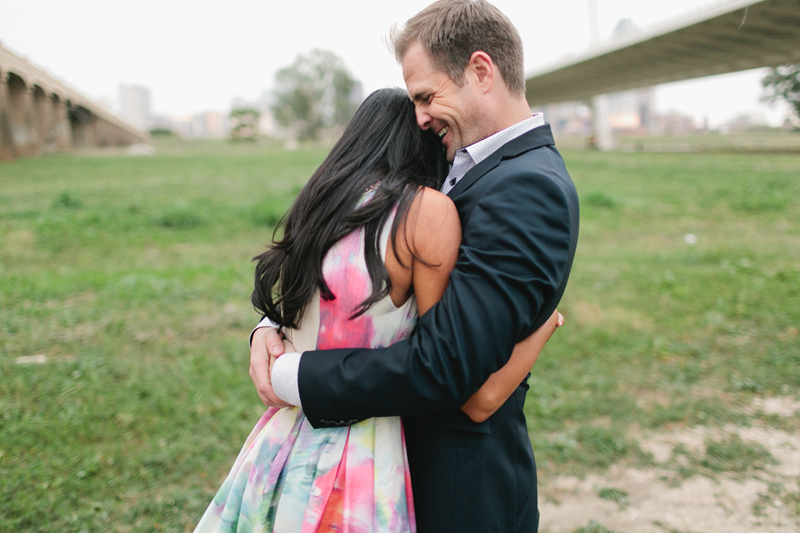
[[267, 338, 296, 403], [250, 328, 291, 408], [251, 329, 297, 409], [517, 309, 564, 354], [268, 339, 295, 365], [460, 310, 564, 423]]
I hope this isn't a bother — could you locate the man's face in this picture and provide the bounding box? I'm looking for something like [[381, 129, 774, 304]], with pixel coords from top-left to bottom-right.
[[402, 41, 484, 163]]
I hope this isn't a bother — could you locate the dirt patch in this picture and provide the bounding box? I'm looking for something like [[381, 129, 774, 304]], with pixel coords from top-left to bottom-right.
[[748, 397, 800, 418], [539, 424, 800, 533]]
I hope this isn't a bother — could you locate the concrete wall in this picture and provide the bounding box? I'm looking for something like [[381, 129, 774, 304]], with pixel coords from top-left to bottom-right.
[[0, 44, 147, 161]]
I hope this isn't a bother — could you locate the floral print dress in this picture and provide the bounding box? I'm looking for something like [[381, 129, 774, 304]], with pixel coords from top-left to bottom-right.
[[195, 203, 418, 533]]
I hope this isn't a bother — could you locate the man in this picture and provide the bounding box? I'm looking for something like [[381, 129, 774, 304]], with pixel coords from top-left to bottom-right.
[[250, 1, 579, 531]]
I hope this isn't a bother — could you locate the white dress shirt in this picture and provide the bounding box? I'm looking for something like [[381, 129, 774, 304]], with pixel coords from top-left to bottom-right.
[[258, 113, 546, 408]]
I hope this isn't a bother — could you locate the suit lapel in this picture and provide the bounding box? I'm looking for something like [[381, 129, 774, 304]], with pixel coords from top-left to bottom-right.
[[447, 124, 556, 200], [447, 147, 502, 199]]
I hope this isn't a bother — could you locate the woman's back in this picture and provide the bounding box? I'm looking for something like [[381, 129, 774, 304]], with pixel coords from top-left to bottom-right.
[[197, 201, 421, 533], [286, 202, 418, 355]]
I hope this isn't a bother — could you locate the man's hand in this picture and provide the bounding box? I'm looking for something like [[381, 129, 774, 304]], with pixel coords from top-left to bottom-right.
[[249, 327, 291, 408]]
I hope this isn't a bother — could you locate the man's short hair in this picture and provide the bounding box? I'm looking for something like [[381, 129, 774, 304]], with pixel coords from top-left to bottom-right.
[[390, 0, 525, 95]]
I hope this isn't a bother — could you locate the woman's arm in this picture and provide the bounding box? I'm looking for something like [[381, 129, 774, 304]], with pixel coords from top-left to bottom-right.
[[388, 186, 562, 424], [460, 310, 563, 423], [385, 187, 461, 315]]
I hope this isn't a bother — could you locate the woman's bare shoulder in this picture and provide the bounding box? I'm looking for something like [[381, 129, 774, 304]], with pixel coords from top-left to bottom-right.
[[404, 187, 461, 262], [407, 187, 458, 225]]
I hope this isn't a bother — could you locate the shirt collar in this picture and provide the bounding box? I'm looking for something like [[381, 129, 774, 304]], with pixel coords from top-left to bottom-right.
[[463, 113, 545, 166]]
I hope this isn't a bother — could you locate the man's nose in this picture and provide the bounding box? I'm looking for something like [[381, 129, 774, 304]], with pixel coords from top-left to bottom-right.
[[416, 108, 432, 130]]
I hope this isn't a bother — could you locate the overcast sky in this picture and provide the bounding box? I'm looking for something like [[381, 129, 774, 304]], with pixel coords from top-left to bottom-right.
[[1, 0, 790, 127]]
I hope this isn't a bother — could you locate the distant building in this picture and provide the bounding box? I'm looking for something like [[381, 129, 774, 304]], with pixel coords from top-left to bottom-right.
[[149, 115, 173, 132], [202, 111, 227, 138], [655, 111, 697, 135], [604, 19, 656, 135], [118, 84, 152, 130], [611, 18, 637, 39], [606, 87, 656, 134], [148, 111, 227, 138], [167, 114, 194, 138], [720, 111, 768, 133], [534, 102, 592, 137]]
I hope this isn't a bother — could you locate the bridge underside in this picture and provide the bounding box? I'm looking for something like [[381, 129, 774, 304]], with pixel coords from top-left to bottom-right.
[[525, 0, 800, 106], [0, 44, 147, 161]]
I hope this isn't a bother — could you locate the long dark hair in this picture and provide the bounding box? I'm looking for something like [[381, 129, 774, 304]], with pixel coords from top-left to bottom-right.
[[252, 88, 448, 329]]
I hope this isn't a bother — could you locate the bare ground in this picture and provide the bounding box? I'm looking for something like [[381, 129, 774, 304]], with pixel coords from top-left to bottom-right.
[[539, 398, 800, 533]]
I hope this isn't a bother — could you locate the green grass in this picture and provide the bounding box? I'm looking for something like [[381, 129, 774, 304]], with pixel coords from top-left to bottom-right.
[[574, 520, 620, 533], [652, 521, 699, 533], [1, 139, 799, 531], [527, 149, 800, 475], [666, 433, 777, 481], [701, 434, 776, 473], [751, 479, 800, 518], [0, 139, 327, 532], [556, 127, 800, 153], [595, 486, 629, 509]]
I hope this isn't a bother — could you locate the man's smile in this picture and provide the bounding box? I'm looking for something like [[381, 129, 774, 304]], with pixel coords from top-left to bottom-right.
[[437, 126, 449, 139]]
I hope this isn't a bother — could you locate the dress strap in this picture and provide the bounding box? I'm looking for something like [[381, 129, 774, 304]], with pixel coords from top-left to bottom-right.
[[379, 205, 399, 263]]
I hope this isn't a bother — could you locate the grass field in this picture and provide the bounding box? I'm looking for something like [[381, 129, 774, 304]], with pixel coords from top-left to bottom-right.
[[1, 138, 799, 532]]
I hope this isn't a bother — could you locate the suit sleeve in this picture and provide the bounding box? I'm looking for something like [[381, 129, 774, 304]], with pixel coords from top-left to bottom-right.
[[298, 166, 575, 427]]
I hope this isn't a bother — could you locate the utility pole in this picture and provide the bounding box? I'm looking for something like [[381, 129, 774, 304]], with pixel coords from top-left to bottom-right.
[[588, 0, 614, 150], [588, 0, 600, 44]]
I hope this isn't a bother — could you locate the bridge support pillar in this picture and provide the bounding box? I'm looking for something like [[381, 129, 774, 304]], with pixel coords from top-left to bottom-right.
[[51, 96, 72, 150], [69, 105, 98, 149], [6, 74, 38, 158], [0, 72, 13, 161], [590, 94, 614, 151], [32, 86, 49, 156]]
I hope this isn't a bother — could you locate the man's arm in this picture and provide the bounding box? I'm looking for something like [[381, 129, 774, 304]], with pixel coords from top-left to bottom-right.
[[254, 187, 461, 409], [461, 310, 563, 423], [281, 164, 577, 427]]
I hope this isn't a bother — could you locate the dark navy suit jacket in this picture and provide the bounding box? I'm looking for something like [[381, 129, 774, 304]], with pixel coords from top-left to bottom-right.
[[298, 125, 580, 532]]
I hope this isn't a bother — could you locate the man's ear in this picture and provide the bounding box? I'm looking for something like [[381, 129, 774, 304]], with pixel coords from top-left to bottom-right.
[[467, 51, 494, 93]]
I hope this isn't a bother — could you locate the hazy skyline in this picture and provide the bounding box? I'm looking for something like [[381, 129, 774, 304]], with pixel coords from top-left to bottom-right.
[[1, 0, 791, 128]]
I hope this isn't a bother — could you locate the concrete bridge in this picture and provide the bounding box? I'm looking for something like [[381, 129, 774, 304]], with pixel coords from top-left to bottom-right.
[[525, 0, 800, 149], [0, 43, 147, 161]]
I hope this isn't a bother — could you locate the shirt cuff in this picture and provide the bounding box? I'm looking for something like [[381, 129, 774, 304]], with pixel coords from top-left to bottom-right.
[[249, 316, 278, 347], [271, 352, 303, 407]]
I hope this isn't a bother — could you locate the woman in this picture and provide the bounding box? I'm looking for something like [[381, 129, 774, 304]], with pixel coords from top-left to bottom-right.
[[195, 88, 561, 533]]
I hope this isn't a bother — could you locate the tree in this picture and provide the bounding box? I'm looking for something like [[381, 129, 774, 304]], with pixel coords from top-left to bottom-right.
[[761, 64, 800, 124], [272, 50, 359, 141], [229, 108, 261, 141]]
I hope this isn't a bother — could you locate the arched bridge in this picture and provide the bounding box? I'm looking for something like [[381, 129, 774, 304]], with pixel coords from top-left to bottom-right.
[[1, 43, 147, 161]]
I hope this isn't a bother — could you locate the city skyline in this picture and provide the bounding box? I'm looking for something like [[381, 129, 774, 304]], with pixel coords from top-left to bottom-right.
[[2, 0, 792, 128]]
